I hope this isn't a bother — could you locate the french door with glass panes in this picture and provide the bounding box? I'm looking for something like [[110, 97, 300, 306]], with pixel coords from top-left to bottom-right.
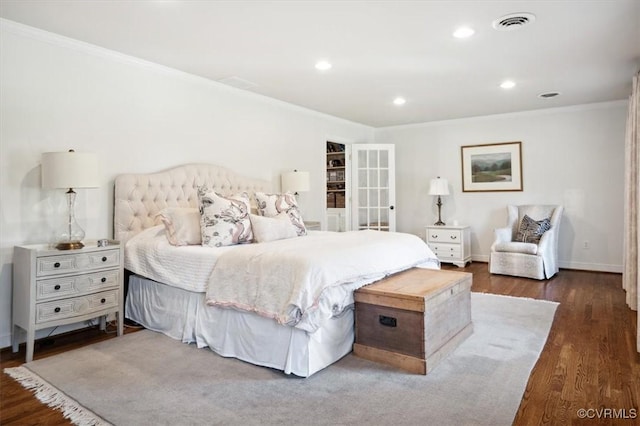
[[351, 144, 396, 232]]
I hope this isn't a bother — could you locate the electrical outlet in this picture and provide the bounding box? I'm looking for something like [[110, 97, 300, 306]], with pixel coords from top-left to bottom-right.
[[583, 241, 589, 249]]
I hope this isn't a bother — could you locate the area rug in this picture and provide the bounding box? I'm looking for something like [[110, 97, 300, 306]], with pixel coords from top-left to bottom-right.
[[5, 293, 558, 426]]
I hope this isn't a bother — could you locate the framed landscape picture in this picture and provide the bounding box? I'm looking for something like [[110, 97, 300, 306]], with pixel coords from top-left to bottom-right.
[[461, 141, 523, 192]]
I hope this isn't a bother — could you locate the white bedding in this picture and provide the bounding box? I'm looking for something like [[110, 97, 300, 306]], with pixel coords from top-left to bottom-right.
[[125, 226, 439, 332], [125, 274, 356, 377], [206, 230, 438, 332], [124, 225, 230, 292]]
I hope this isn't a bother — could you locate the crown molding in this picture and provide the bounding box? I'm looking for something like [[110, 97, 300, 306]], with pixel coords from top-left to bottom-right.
[[377, 99, 629, 131]]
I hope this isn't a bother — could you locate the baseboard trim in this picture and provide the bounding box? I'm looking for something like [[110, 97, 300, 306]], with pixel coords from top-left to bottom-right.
[[558, 261, 622, 274], [472, 255, 622, 274]]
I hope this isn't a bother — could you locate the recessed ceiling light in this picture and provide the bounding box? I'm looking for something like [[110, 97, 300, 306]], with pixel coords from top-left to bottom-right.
[[393, 97, 406, 105], [500, 80, 516, 89], [538, 91, 561, 99], [315, 61, 332, 71], [453, 27, 475, 38]]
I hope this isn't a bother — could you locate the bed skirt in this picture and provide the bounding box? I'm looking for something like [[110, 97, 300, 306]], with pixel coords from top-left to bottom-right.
[[125, 274, 355, 377]]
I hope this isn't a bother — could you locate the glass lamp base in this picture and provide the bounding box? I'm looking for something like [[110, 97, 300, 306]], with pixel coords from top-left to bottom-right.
[[55, 241, 85, 250], [55, 188, 86, 250]]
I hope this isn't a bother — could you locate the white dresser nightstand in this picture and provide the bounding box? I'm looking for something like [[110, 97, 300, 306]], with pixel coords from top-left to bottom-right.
[[12, 241, 124, 362], [426, 225, 472, 268]]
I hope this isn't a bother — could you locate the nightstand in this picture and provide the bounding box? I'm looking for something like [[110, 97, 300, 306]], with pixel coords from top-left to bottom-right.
[[425, 225, 472, 268], [12, 241, 124, 362]]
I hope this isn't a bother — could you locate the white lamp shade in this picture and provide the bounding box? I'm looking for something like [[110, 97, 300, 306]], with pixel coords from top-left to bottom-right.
[[429, 177, 449, 196], [41, 151, 100, 189], [281, 170, 310, 193]]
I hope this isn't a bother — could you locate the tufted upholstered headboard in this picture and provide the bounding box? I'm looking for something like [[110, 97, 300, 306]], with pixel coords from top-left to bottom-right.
[[114, 164, 272, 244]]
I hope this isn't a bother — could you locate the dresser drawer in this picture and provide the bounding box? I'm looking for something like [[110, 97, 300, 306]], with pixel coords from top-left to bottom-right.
[[36, 249, 120, 277], [35, 290, 119, 323], [430, 243, 461, 259], [427, 229, 461, 244], [36, 269, 120, 301]]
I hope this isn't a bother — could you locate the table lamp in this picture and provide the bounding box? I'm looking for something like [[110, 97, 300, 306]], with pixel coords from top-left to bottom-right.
[[429, 176, 449, 226], [281, 170, 310, 195], [41, 149, 99, 249]]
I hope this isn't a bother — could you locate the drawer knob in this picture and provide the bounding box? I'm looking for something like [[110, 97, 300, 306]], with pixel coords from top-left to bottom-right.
[[101, 256, 107, 262], [54, 307, 61, 313], [101, 277, 107, 283], [431, 235, 438, 239], [54, 262, 61, 268], [54, 284, 61, 290], [450, 236, 457, 240], [101, 298, 106, 304]]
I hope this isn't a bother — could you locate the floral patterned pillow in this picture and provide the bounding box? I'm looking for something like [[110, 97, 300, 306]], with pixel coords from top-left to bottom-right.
[[197, 186, 253, 247], [255, 192, 307, 236]]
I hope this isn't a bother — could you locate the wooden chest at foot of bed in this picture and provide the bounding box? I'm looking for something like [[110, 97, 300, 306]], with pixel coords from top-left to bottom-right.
[[353, 268, 473, 374]]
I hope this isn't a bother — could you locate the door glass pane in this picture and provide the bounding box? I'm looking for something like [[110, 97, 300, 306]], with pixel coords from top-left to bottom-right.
[[358, 208, 368, 227], [368, 170, 378, 188], [369, 189, 378, 207], [358, 149, 367, 167], [370, 150, 379, 168], [380, 208, 389, 225], [380, 150, 389, 168], [380, 170, 389, 188], [370, 208, 379, 226], [358, 189, 367, 207], [358, 170, 368, 187], [380, 189, 389, 207]]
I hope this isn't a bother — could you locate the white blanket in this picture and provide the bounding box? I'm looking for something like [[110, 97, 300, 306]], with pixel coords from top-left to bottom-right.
[[205, 230, 439, 332]]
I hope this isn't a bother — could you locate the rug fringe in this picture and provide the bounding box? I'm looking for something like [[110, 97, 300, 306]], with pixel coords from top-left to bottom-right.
[[4, 366, 111, 426]]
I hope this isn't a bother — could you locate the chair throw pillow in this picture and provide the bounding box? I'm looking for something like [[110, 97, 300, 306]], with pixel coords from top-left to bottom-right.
[[197, 186, 253, 247], [515, 214, 551, 244], [255, 192, 307, 236]]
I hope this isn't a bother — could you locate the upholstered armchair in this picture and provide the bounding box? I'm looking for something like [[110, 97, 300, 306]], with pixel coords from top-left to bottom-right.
[[489, 205, 563, 280]]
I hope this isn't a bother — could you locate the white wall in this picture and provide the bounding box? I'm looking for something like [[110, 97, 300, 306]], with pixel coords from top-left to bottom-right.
[[375, 101, 627, 272], [0, 21, 373, 348]]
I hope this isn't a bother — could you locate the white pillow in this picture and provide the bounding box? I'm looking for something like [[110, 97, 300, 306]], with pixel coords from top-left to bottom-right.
[[156, 207, 201, 246], [250, 213, 298, 243], [255, 192, 307, 236], [198, 187, 253, 247]]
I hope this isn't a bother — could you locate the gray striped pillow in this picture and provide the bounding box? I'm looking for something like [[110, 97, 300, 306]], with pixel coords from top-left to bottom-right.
[[515, 214, 551, 244]]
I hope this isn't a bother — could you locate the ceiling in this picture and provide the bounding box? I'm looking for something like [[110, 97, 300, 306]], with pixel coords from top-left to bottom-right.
[[1, 1, 639, 127]]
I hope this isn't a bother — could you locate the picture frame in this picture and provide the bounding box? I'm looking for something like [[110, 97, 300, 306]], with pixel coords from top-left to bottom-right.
[[460, 141, 523, 192]]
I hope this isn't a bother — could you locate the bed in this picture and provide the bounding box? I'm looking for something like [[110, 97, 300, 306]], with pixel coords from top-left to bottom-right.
[[114, 163, 439, 377]]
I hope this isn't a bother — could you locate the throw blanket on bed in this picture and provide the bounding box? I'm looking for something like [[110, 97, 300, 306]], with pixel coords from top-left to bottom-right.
[[205, 230, 438, 332]]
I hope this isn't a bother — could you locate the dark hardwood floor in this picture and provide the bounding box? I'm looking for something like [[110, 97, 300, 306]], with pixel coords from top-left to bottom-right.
[[1, 263, 638, 425]]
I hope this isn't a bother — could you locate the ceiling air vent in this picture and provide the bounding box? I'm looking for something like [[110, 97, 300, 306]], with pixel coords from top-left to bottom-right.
[[492, 13, 536, 31], [218, 76, 258, 91]]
